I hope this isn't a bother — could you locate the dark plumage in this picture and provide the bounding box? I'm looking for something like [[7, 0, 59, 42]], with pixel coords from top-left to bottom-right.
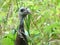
[[15, 7, 30, 45]]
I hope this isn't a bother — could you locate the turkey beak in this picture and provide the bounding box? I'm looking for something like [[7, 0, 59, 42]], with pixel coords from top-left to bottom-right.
[[27, 8, 31, 14]]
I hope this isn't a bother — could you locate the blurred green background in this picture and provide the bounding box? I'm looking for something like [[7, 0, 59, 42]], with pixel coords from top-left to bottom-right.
[[0, 0, 60, 45]]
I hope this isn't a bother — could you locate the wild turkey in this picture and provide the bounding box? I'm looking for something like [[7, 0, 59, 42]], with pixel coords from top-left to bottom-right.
[[15, 7, 30, 45]]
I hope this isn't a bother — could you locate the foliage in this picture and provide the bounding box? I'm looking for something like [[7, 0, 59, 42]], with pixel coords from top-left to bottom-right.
[[0, 0, 60, 45]]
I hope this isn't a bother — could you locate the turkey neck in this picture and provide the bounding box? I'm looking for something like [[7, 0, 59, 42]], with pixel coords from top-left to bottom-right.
[[19, 17, 24, 32]]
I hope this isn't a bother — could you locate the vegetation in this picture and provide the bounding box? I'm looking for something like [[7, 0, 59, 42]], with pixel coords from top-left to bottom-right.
[[0, 0, 60, 45]]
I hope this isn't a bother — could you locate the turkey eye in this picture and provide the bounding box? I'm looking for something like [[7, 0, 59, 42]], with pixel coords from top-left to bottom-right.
[[20, 9, 25, 12]]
